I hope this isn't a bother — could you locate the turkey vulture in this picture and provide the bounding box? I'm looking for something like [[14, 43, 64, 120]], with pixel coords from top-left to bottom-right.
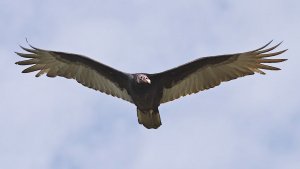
[[16, 41, 287, 129]]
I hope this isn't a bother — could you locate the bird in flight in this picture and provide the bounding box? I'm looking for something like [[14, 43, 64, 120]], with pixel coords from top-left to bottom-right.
[[16, 41, 287, 129]]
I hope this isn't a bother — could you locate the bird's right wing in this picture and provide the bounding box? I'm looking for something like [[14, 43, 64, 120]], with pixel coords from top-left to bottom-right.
[[151, 41, 287, 104], [16, 45, 133, 103]]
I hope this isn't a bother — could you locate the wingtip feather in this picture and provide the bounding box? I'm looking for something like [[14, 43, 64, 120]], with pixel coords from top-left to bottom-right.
[[19, 45, 37, 54], [259, 58, 288, 63], [258, 64, 281, 71], [257, 49, 288, 58]]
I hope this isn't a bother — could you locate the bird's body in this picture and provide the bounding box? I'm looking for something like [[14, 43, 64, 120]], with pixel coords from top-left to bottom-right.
[[127, 74, 163, 128], [129, 75, 159, 108], [16, 41, 287, 129]]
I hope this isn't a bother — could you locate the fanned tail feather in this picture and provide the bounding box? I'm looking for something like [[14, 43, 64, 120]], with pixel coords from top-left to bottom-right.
[[137, 108, 162, 129]]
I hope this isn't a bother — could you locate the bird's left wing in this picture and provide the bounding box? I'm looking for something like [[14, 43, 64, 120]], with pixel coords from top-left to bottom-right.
[[16, 46, 133, 103], [150, 41, 287, 104]]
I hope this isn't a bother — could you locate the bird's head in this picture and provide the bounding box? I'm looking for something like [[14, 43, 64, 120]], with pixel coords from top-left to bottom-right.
[[136, 74, 151, 84]]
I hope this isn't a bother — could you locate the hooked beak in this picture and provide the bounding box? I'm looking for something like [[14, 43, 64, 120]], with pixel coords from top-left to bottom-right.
[[145, 78, 151, 84]]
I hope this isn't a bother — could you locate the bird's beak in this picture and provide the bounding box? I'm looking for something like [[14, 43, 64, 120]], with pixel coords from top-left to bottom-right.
[[146, 79, 151, 84]]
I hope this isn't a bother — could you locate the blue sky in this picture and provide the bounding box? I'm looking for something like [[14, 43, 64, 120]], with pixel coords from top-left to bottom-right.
[[1, 0, 299, 169]]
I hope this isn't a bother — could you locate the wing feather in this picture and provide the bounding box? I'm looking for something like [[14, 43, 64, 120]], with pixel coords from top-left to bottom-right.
[[152, 41, 287, 104], [16, 46, 133, 103]]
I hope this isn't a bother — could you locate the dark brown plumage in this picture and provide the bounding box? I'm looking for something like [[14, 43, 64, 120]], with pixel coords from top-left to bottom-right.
[[16, 41, 287, 129]]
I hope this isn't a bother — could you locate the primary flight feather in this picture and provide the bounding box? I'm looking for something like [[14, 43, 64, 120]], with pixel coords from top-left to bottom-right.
[[16, 41, 287, 129]]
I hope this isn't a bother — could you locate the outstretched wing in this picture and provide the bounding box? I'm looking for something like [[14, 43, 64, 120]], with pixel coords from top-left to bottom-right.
[[151, 41, 287, 104], [16, 46, 133, 103]]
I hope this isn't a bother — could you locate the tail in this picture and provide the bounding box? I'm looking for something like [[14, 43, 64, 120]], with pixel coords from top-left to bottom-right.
[[137, 108, 162, 129]]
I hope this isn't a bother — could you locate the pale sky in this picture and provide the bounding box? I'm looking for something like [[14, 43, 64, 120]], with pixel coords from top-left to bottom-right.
[[1, 0, 299, 169]]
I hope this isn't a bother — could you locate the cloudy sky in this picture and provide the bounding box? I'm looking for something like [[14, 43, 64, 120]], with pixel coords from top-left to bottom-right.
[[1, 0, 299, 169]]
